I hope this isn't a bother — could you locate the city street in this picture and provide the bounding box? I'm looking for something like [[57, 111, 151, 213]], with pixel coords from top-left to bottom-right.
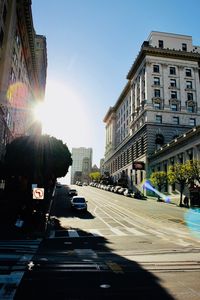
[[14, 184, 200, 299]]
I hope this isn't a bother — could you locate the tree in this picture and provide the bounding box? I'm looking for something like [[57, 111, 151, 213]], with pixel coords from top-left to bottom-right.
[[167, 161, 192, 207], [150, 171, 167, 193], [4, 134, 72, 186], [188, 160, 200, 187], [89, 171, 101, 182]]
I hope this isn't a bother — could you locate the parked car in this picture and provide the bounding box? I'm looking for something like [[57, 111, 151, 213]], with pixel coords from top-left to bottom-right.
[[113, 186, 122, 193], [118, 187, 126, 194], [56, 182, 62, 188], [123, 188, 132, 197], [133, 191, 147, 200], [70, 196, 87, 212], [68, 189, 78, 197]]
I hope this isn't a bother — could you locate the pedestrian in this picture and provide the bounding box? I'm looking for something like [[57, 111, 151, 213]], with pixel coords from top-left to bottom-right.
[[183, 196, 189, 208]]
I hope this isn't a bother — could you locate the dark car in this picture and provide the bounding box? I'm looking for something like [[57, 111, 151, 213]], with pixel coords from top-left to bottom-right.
[[68, 189, 78, 197], [70, 196, 87, 212]]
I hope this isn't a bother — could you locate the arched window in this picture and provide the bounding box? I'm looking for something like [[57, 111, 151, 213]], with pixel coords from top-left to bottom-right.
[[155, 134, 164, 145]]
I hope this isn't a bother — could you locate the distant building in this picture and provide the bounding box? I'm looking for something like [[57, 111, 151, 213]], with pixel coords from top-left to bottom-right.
[[70, 147, 92, 184], [91, 164, 100, 173], [0, 0, 47, 160], [103, 31, 200, 191]]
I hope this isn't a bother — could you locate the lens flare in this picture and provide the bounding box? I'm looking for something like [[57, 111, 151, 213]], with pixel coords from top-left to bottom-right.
[[7, 82, 29, 109], [184, 208, 200, 240], [143, 180, 171, 203]]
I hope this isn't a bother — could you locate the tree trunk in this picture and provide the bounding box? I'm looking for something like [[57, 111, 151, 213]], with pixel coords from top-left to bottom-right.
[[179, 183, 184, 206]]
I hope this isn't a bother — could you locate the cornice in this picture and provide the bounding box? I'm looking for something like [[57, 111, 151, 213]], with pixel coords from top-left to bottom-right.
[[17, 0, 37, 78], [103, 106, 115, 123], [149, 126, 200, 159], [127, 45, 200, 80]]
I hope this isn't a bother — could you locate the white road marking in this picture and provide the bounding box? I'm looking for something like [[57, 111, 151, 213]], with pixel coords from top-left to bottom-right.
[[110, 228, 127, 236], [125, 227, 146, 236]]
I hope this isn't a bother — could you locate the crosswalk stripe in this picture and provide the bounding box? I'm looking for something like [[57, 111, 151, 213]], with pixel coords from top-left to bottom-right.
[[48, 227, 150, 238], [68, 230, 79, 237]]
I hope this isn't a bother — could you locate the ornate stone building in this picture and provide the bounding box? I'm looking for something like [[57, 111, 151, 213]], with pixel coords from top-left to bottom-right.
[[0, 0, 47, 160], [103, 31, 200, 191]]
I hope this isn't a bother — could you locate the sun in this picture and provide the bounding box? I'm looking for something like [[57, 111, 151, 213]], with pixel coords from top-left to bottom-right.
[[33, 79, 91, 146]]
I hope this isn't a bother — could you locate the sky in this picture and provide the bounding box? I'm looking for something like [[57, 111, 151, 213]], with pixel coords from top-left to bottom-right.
[[31, 0, 200, 183]]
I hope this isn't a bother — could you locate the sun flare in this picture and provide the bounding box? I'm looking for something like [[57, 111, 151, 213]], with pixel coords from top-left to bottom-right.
[[33, 79, 92, 148]]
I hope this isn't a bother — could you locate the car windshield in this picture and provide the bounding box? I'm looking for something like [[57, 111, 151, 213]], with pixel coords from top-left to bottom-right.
[[73, 198, 85, 203]]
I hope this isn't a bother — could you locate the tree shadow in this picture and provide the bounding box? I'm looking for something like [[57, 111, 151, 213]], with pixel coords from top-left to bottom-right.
[[15, 226, 176, 300]]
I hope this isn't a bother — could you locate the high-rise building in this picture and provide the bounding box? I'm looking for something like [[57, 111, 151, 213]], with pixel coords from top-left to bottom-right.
[[70, 147, 92, 184], [0, 0, 47, 160], [103, 31, 200, 190]]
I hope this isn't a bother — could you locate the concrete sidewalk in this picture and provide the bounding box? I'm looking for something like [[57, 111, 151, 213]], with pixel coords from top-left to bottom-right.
[[147, 194, 182, 207]]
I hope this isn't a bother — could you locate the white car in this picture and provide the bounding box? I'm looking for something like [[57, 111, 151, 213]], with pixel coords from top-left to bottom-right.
[[71, 196, 87, 212]]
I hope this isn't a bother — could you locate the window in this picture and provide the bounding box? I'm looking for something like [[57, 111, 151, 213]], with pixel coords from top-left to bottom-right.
[[170, 67, 176, 75], [15, 31, 20, 48], [10, 68, 16, 83], [186, 81, 192, 89], [158, 40, 164, 48], [0, 29, 4, 47], [189, 118, 196, 126], [154, 89, 160, 98], [173, 116, 179, 125], [3, 5, 7, 24], [156, 115, 162, 124], [187, 93, 193, 101], [154, 102, 161, 110], [187, 105, 194, 113], [154, 77, 160, 85], [136, 141, 139, 157], [171, 103, 178, 111], [171, 91, 177, 99], [141, 136, 145, 154], [182, 43, 187, 51], [153, 65, 159, 73], [155, 134, 164, 145], [170, 79, 176, 87], [185, 68, 192, 77]]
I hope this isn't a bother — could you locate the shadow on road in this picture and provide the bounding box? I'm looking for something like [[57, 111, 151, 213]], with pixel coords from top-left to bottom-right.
[[15, 227, 175, 300], [0, 185, 176, 299]]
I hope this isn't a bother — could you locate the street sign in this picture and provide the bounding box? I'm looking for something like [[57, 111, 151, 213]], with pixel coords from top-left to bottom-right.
[[33, 188, 44, 200], [132, 161, 145, 170]]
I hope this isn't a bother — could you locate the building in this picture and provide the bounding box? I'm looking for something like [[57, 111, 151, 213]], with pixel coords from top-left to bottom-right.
[[103, 31, 200, 191], [148, 126, 200, 192], [70, 147, 92, 184], [35, 34, 47, 100], [0, 0, 47, 160]]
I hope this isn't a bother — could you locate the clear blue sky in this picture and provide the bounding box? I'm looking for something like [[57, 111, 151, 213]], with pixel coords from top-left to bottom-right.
[[32, 0, 200, 173]]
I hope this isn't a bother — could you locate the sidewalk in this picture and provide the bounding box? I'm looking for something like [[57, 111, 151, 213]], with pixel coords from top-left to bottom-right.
[[147, 194, 181, 207]]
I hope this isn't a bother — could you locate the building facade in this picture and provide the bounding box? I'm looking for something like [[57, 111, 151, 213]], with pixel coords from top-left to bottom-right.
[[0, 0, 47, 160], [70, 147, 93, 184], [103, 31, 200, 191]]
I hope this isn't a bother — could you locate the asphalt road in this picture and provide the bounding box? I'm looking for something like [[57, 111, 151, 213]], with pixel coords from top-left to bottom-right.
[[2, 184, 200, 299]]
